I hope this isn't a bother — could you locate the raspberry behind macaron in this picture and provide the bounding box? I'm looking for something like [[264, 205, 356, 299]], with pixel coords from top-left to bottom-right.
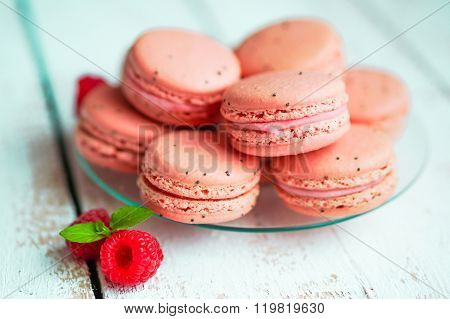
[[75, 75, 106, 115]]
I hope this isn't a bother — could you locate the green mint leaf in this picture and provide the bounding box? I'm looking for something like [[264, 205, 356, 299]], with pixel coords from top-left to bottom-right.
[[110, 206, 153, 231], [95, 221, 111, 237], [59, 221, 109, 243]]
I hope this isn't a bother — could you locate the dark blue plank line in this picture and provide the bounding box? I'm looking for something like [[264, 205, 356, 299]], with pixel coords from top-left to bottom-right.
[[15, 0, 103, 299]]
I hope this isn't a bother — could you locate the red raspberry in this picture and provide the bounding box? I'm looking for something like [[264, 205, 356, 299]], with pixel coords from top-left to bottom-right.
[[66, 208, 111, 260], [75, 75, 106, 115], [100, 230, 163, 286]]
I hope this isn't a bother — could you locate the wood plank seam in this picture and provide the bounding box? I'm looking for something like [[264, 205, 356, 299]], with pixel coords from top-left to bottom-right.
[[15, 0, 104, 298]]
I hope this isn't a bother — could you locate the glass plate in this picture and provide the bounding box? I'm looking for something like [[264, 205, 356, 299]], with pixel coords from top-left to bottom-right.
[[76, 116, 428, 232]]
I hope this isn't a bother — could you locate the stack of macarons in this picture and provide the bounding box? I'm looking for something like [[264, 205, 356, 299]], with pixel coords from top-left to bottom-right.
[[138, 130, 261, 224], [270, 125, 396, 217], [75, 78, 164, 173], [221, 71, 350, 157], [75, 28, 241, 173], [75, 18, 409, 224]]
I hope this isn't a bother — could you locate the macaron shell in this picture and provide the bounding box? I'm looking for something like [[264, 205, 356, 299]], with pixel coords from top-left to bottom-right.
[[319, 49, 346, 75], [345, 68, 409, 121], [79, 119, 142, 153], [277, 172, 396, 217], [275, 160, 393, 191], [149, 106, 220, 126], [138, 175, 259, 224], [76, 84, 165, 173], [142, 166, 260, 200], [271, 125, 393, 179], [131, 28, 240, 95], [141, 130, 261, 198], [75, 127, 138, 173], [222, 71, 346, 116], [236, 19, 344, 77], [80, 84, 163, 142], [368, 113, 407, 139]]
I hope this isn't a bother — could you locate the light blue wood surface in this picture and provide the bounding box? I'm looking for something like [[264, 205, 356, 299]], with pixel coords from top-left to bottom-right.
[[0, 0, 93, 298], [352, 0, 450, 97], [1, 0, 449, 298]]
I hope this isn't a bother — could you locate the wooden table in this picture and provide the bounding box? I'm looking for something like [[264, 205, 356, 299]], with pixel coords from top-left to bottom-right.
[[1, 0, 449, 298]]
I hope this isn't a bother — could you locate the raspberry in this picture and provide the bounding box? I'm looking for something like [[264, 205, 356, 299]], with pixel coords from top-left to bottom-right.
[[66, 208, 111, 260], [100, 230, 163, 286], [75, 75, 106, 115]]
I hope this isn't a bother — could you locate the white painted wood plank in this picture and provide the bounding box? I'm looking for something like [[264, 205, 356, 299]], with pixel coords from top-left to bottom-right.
[[352, 0, 450, 93], [0, 1, 93, 298], [30, 0, 450, 298], [173, 0, 450, 298], [30, 0, 212, 298]]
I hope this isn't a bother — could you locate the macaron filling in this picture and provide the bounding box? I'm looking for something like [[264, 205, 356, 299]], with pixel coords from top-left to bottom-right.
[[76, 127, 138, 166], [277, 176, 386, 199], [277, 178, 385, 199], [139, 174, 258, 202], [76, 111, 143, 167], [79, 119, 142, 152], [75, 128, 139, 172], [229, 105, 348, 133], [138, 175, 260, 224], [124, 68, 219, 114]]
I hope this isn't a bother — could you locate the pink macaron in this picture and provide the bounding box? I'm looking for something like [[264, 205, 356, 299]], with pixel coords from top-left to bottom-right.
[[138, 130, 261, 224], [270, 125, 397, 218], [221, 71, 350, 157], [236, 19, 345, 77], [75, 83, 164, 173], [344, 68, 409, 138], [121, 28, 241, 126]]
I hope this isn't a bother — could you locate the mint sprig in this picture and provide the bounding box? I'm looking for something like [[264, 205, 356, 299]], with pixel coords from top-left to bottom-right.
[[59, 221, 110, 243], [94, 221, 111, 237], [110, 206, 153, 230], [60, 206, 153, 243]]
